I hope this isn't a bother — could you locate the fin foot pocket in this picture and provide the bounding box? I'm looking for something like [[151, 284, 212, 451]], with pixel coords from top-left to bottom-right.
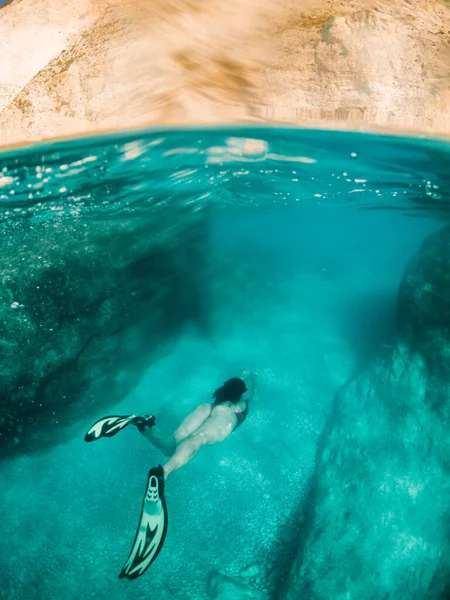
[[133, 415, 157, 432]]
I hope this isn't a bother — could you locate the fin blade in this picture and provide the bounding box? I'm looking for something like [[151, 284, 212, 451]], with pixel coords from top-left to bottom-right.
[[84, 415, 137, 442], [119, 467, 168, 580]]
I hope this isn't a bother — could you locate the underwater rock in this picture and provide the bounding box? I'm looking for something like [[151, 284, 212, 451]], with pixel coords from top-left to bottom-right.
[[0, 206, 208, 458], [207, 570, 268, 600], [282, 225, 450, 599], [397, 224, 450, 349], [240, 563, 261, 578]]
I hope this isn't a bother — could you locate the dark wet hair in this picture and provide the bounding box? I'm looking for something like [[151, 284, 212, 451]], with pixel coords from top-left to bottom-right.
[[212, 377, 247, 404]]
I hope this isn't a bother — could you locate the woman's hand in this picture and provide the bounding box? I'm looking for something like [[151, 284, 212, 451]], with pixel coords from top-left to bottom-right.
[[241, 371, 258, 398]]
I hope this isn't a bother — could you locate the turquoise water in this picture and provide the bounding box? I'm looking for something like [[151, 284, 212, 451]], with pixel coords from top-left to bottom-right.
[[1, 127, 449, 599]]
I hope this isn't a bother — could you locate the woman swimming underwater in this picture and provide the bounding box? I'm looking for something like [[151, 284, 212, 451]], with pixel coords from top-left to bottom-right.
[[84, 371, 257, 580]]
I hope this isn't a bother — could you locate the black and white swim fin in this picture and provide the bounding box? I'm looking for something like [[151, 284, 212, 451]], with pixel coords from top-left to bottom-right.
[[119, 465, 168, 580], [84, 415, 155, 442]]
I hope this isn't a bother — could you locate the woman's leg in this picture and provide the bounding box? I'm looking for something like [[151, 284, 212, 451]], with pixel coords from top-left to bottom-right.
[[139, 426, 176, 457], [173, 403, 212, 444], [163, 409, 237, 480], [163, 434, 205, 480], [139, 403, 212, 457]]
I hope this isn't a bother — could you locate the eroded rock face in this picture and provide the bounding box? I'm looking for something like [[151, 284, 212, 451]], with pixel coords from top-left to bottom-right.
[[283, 225, 450, 599], [0, 0, 449, 145], [0, 205, 208, 458]]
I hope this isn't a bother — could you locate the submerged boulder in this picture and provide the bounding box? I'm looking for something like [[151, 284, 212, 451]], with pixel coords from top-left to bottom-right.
[[0, 205, 208, 458], [207, 570, 268, 600], [282, 225, 450, 599]]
